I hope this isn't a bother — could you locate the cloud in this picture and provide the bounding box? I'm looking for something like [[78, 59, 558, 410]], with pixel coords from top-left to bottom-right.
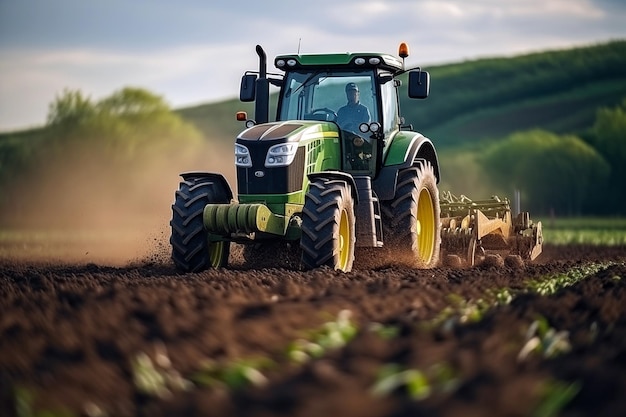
[[0, 43, 257, 129], [1, 0, 625, 130]]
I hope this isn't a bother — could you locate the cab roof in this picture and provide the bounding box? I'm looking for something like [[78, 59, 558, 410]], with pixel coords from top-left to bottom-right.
[[274, 52, 405, 74]]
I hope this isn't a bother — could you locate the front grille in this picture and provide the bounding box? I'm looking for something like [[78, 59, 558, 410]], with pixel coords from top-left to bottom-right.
[[237, 142, 305, 195]]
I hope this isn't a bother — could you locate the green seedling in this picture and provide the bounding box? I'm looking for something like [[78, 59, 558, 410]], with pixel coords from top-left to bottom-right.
[[15, 387, 75, 417], [526, 263, 609, 296], [371, 364, 431, 400], [368, 322, 400, 340], [287, 309, 357, 363], [191, 357, 272, 390], [429, 296, 487, 331], [131, 345, 192, 398], [429, 362, 461, 394], [491, 287, 513, 306], [533, 379, 581, 417], [371, 362, 460, 400], [518, 316, 571, 362], [429, 262, 618, 334]]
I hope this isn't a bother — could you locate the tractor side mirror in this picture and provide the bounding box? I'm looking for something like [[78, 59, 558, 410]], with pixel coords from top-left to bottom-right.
[[240, 74, 257, 102], [408, 70, 430, 99]]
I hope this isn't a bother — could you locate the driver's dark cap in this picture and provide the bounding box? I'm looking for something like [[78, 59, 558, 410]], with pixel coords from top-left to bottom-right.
[[345, 82, 359, 92]]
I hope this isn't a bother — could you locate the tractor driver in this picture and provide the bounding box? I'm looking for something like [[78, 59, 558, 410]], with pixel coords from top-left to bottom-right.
[[336, 82, 371, 134], [337, 82, 372, 170]]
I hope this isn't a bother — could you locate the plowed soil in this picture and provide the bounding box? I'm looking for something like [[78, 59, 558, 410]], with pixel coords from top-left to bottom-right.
[[1, 244, 626, 417]]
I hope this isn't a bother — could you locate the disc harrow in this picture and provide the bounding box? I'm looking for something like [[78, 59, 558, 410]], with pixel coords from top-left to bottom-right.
[[440, 191, 543, 267]]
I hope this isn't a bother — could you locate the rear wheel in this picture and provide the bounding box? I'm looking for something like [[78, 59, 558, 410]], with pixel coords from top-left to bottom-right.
[[300, 178, 355, 272], [382, 163, 441, 268], [170, 175, 230, 272]]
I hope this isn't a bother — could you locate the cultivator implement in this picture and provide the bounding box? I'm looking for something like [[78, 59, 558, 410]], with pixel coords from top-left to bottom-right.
[[439, 191, 543, 266]]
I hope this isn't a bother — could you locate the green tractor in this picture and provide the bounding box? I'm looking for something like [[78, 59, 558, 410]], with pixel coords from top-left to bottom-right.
[[171, 43, 440, 273], [170, 43, 541, 272]]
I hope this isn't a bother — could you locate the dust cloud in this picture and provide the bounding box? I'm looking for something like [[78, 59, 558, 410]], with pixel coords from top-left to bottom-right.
[[0, 138, 236, 265]]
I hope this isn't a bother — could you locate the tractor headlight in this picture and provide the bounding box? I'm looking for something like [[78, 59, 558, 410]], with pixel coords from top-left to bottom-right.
[[265, 143, 297, 167], [235, 144, 252, 167]]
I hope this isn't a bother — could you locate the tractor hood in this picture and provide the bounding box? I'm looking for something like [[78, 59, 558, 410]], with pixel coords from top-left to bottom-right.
[[237, 120, 340, 143]]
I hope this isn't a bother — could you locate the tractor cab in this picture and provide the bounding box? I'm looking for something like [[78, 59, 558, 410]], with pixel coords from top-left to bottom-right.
[[278, 69, 380, 174], [238, 45, 431, 179]]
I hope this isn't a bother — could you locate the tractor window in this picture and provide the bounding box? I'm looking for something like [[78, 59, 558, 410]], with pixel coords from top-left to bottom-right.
[[380, 76, 399, 135], [278, 71, 378, 126]]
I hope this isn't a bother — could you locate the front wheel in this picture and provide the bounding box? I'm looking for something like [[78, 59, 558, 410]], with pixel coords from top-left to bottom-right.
[[382, 163, 441, 268], [300, 178, 355, 272], [170, 175, 230, 272]]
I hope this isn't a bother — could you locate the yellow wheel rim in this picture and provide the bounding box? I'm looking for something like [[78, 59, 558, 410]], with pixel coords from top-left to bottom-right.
[[338, 209, 352, 271], [209, 241, 225, 267], [416, 187, 435, 264]]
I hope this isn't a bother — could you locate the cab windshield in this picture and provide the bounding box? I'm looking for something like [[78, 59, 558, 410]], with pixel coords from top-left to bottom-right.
[[278, 70, 378, 133]]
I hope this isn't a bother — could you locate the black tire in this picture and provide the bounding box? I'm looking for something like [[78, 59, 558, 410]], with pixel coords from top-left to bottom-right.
[[170, 176, 230, 272], [300, 178, 356, 272], [381, 162, 441, 268]]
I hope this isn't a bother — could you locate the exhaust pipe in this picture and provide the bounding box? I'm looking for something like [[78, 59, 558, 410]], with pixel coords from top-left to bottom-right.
[[255, 45, 269, 124]]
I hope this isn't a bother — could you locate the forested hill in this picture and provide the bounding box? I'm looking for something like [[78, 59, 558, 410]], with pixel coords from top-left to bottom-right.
[[403, 39, 626, 148]]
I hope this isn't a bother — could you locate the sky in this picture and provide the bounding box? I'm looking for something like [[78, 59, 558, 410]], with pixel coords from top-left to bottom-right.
[[1, 0, 625, 132]]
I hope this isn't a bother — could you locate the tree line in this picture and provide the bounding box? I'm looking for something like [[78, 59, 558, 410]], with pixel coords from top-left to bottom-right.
[[0, 88, 209, 227], [481, 99, 626, 216]]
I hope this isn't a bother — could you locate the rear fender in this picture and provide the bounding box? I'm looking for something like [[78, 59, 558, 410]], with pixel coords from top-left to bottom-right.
[[180, 172, 234, 201], [374, 133, 439, 201]]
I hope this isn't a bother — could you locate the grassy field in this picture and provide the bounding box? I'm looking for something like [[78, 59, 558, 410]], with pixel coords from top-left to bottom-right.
[[541, 217, 626, 246]]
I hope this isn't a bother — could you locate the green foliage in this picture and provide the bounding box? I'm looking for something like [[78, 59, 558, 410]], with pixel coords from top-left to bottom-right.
[[518, 317, 572, 362], [428, 288, 512, 331], [287, 309, 357, 363], [97, 88, 169, 116], [131, 347, 192, 398], [372, 364, 432, 400], [371, 363, 460, 400], [591, 98, 626, 160], [437, 148, 498, 199], [191, 358, 272, 390], [44, 87, 203, 158], [0, 136, 37, 184], [544, 217, 626, 246], [533, 380, 581, 417], [481, 129, 610, 215], [589, 99, 626, 212], [526, 263, 610, 297], [426, 262, 614, 334], [46, 89, 95, 126], [15, 386, 75, 417], [367, 322, 400, 339]]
